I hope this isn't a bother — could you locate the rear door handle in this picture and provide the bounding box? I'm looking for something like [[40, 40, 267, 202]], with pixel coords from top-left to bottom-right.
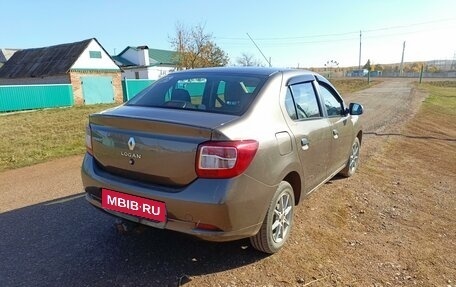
[[301, 138, 309, 150], [332, 129, 339, 139]]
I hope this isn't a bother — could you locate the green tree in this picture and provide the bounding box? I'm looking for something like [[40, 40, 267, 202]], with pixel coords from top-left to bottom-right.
[[170, 23, 229, 69]]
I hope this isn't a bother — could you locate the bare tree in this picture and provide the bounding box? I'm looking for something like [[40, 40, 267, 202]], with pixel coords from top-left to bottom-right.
[[173, 22, 188, 64], [170, 23, 229, 69], [236, 53, 262, 66]]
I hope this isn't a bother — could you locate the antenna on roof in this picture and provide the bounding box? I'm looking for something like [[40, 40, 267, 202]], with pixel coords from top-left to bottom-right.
[[246, 33, 272, 67]]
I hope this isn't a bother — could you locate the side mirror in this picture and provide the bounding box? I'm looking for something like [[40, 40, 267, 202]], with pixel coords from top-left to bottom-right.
[[349, 103, 364, 115]]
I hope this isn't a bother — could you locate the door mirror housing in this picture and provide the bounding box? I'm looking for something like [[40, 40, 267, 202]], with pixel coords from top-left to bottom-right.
[[348, 103, 364, 115]]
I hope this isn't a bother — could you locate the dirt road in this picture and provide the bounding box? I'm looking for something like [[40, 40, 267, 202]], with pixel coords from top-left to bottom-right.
[[1, 79, 454, 287]]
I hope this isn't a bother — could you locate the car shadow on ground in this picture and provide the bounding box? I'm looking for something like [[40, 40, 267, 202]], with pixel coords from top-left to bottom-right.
[[0, 195, 267, 287], [326, 174, 346, 182]]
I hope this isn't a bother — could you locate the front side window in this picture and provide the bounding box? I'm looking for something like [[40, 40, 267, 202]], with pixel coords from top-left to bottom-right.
[[127, 73, 266, 115], [285, 82, 321, 120], [318, 83, 343, 117]]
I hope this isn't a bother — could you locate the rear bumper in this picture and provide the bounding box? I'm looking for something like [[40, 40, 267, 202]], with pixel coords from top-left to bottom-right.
[[81, 153, 277, 242]]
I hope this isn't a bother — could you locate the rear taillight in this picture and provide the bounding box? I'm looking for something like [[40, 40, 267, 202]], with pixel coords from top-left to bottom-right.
[[85, 125, 93, 155], [196, 140, 258, 178]]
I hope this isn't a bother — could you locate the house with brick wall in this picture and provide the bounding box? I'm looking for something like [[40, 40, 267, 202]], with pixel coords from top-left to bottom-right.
[[0, 38, 122, 105], [112, 46, 178, 80]]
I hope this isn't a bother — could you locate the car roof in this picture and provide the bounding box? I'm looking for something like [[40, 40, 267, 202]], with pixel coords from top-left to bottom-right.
[[166, 67, 335, 90], [169, 66, 315, 78]]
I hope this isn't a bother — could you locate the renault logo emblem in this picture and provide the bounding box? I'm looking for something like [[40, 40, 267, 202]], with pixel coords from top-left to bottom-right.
[[127, 137, 135, 151]]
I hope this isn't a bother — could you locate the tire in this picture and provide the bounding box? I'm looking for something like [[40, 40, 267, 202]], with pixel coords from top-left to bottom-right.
[[340, 137, 361, 177], [250, 181, 295, 254]]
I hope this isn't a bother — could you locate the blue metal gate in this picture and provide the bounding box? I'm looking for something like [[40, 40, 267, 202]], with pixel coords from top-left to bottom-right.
[[81, 76, 114, 104]]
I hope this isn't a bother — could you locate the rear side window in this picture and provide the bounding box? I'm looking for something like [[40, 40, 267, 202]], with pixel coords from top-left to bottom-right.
[[127, 73, 266, 115], [285, 82, 321, 120]]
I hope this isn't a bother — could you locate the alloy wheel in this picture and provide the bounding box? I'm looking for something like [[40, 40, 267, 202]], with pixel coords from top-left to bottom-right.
[[271, 192, 292, 243], [348, 141, 360, 174]]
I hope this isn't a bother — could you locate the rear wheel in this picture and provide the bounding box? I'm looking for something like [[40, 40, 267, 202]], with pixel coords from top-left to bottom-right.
[[250, 181, 295, 254], [340, 137, 360, 177]]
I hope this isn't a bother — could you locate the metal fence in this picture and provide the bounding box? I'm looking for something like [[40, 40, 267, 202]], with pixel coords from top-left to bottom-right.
[[121, 79, 211, 102], [0, 84, 74, 113], [122, 79, 155, 101], [380, 71, 456, 78], [0, 80, 157, 113]]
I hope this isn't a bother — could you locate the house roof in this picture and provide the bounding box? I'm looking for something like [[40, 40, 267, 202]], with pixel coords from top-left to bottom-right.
[[111, 55, 136, 66], [0, 48, 19, 63], [0, 38, 101, 78], [148, 48, 178, 66], [114, 46, 178, 67]]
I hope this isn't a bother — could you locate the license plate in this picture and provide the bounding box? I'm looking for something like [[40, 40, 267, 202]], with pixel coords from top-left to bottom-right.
[[102, 188, 166, 222]]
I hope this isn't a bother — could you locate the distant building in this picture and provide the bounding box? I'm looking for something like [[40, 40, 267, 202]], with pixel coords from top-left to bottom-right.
[[347, 69, 369, 77], [0, 38, 122, 104], [113, 46, 178, 80], [369, 71, 382, 77]]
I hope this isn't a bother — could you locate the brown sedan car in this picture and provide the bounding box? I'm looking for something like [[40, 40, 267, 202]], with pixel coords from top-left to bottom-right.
[[81, 67, 363, 253]]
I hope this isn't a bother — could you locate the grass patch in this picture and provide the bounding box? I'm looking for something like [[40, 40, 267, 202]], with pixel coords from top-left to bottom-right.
[[330, 79, 380, 94], [0, 104, 117, 171], [404, 82, 456, 141], [421, 82, 456, 116], [425, 80, 456, 88]]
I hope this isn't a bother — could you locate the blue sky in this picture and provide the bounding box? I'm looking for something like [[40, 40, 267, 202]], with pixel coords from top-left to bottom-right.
[[2, 0, 456, 67]]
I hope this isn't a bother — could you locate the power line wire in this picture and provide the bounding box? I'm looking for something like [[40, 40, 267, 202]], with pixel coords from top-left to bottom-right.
[[217, 17, 456, 42], [216, 23, 456, 48]]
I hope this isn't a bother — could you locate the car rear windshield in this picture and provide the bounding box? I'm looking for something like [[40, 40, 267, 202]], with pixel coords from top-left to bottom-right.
[[126, 72, 267, 115]]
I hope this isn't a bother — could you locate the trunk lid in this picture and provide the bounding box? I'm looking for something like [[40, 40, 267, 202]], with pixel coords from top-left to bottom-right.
[[89, 106, 237, 187]]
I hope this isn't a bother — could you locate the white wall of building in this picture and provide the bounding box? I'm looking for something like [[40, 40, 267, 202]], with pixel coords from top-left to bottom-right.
[[71, 39, 120, 70], [122, 66, 176, 80], [137, 48, 150, 66], [122, 68, 149, 79], [120, 48, 150, 67]]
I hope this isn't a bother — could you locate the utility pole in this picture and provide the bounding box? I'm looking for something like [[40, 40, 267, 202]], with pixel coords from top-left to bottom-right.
[[399, 41, 406, 76], [358, 30, 362, 70], [246, 33, 272, 67]]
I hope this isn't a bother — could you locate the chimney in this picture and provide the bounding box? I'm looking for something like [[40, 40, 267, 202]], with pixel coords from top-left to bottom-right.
[[137, 45, 150, 66]]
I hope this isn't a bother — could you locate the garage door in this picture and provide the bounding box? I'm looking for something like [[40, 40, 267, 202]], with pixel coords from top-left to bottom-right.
[[81, 76, 115, 104]]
